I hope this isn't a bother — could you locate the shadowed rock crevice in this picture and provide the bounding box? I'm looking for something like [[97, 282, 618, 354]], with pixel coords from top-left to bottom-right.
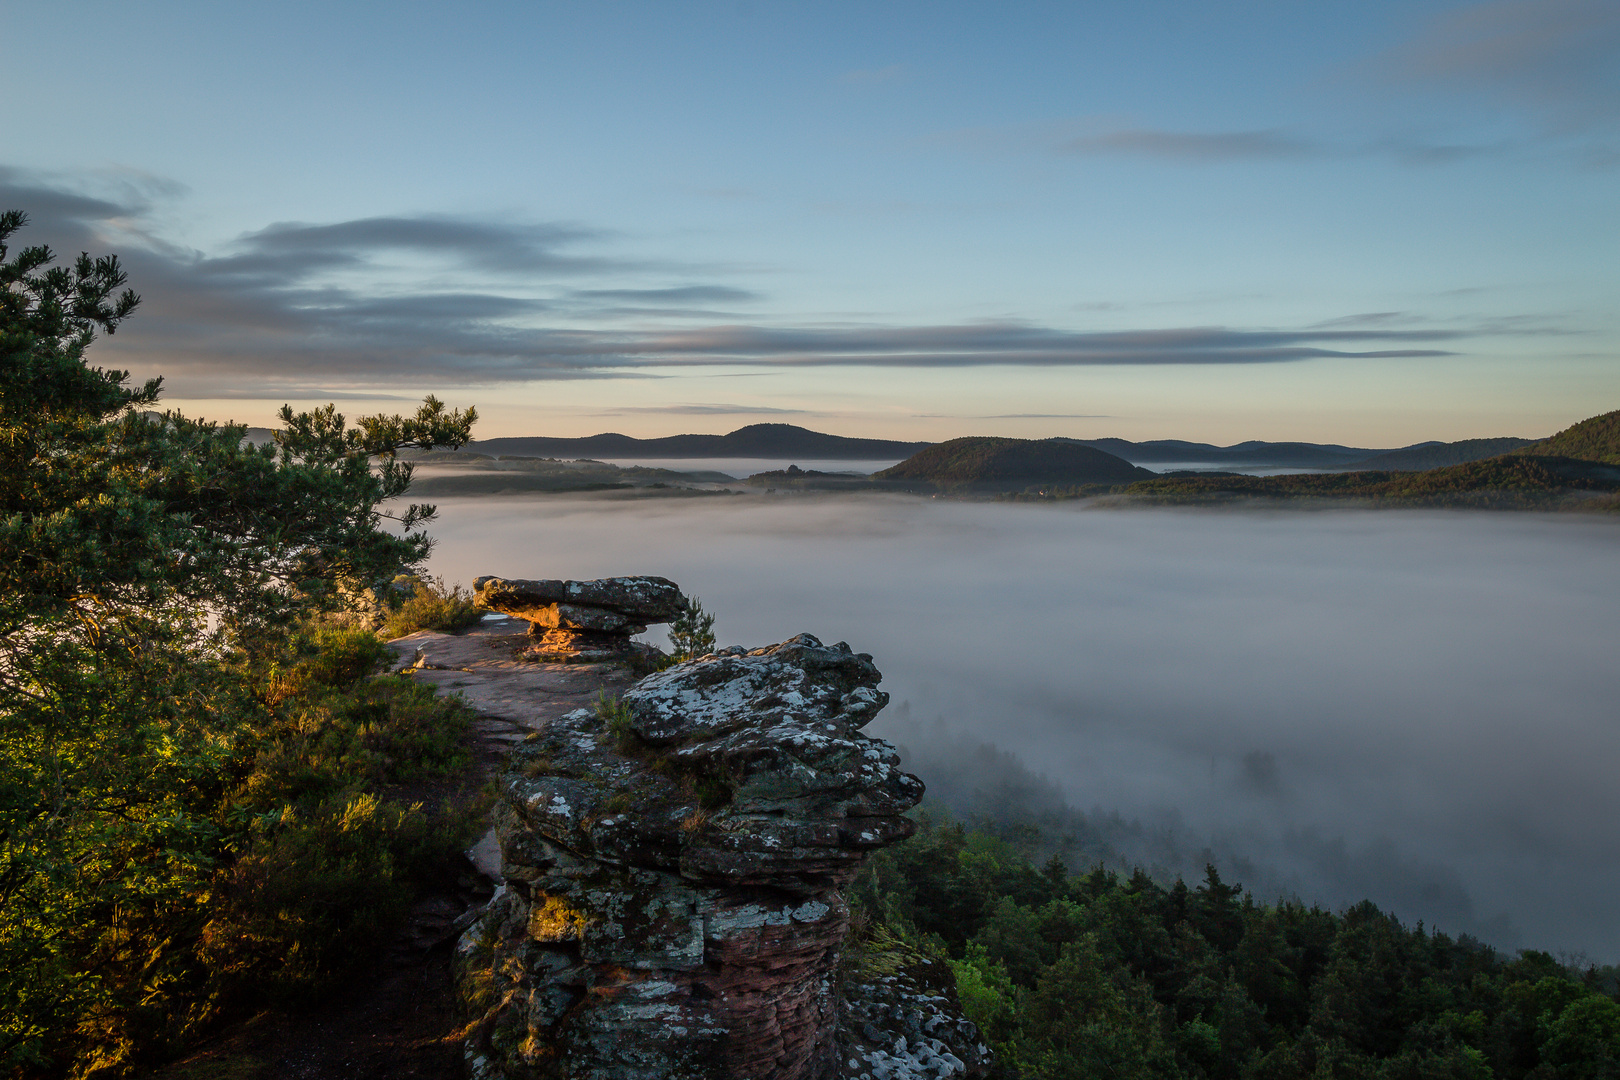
[[456, 633, 990, 1079]]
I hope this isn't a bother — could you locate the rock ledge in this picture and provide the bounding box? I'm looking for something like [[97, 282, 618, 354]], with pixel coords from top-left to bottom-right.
[[474, 575, 685, 662], [456, 633, 989, 1079]]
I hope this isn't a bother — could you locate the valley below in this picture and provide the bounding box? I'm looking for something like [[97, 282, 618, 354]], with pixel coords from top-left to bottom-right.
[[420, 494, 1620, 963]]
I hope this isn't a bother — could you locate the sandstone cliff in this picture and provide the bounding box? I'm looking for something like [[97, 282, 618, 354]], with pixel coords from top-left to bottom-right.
[[456, 633, 990, 1079]]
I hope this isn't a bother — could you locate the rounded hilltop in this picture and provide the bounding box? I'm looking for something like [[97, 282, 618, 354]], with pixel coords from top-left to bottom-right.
[[1514, 409, 1620, 465], [876, 435, 1153, 487]]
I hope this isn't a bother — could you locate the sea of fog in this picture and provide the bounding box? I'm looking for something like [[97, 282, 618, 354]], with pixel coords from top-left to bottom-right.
[[419, 494, 1620, 962], [583, 457, 903, 479], [581, 456, 1322, 478]]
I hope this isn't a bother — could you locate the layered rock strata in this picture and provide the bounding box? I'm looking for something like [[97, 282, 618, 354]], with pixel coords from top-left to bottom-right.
[[473, 575, 685, 662], [456, 633, 990, 1080]]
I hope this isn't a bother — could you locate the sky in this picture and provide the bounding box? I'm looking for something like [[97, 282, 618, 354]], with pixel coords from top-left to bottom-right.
[[2, 0, 1617, 445]]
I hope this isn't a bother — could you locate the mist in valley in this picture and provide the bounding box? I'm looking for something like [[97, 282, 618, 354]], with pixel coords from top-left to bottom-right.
[[419, 493, 1620, 962]]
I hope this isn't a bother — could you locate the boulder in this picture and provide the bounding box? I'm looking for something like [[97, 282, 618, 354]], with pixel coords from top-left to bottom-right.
[[456, 634, 989, 1080], [473, 575, 686, 661]]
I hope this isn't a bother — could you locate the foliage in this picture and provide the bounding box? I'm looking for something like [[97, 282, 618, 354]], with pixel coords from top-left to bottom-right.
[[0, 210, 481, 1077], [1352, 437, 1534, 471], [595, 690, 636, 752], [1513, 409, 1620, 466], [667, 595, 717, 660], [200, 670, 481, 1005], [378, 575, 485, 639], [1115, 453, 1620, 510], [854, 812, 1620, 1080]]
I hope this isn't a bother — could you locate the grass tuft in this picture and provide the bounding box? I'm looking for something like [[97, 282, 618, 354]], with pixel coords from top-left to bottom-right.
[[380, 575, 484, 639]]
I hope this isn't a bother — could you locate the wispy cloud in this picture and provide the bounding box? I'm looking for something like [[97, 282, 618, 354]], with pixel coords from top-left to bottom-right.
[[3, 168, 1526, 393], [592, 403, 808, 416], [931, 121, 1510, 167], [570, 286, 761, 304], [210, 216, 621, 281], [1309, 312, 1417, 328], [1384, 0, 1620, 128], [598, 323, 1457, 369]]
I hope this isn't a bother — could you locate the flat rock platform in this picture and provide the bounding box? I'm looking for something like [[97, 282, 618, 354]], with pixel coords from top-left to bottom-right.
[[385, 614, 639, 748], [384, 614, 642, 882]]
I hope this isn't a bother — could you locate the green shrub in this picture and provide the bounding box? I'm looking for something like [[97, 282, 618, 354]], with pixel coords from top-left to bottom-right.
[[241, 675, 473, 807], [198, 792, 473, 1004], [595, 691, 636, 752], [263, 622, 388, 703], [667, 596, 717, 661], [380, 576, 484, 639]]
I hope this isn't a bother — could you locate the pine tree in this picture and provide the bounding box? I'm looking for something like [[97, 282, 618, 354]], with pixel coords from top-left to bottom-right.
[[0, 209, 476, 1071]]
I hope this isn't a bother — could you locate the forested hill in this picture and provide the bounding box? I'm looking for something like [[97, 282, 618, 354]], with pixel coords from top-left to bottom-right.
[[859, 814, 1620, 1079], [1514, 409, 1620, 465], [1342, 437, 1535, 472], [1117, 453, 1620, 510], [464, 423, 932, 460], [1069, 436, 1382, 468], [877, 436, 1154, 486]]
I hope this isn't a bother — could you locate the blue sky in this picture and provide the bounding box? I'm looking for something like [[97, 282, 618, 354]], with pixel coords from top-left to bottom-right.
[[2, 0, 1616, 444]]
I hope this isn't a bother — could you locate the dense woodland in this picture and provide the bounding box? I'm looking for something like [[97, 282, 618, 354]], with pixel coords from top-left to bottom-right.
[[854, 814, 1620, 1079], [1112, 452, 1620, 510]]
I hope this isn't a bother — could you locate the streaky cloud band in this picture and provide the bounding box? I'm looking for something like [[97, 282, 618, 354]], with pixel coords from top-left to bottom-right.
[[0, 167, 1502, 389]]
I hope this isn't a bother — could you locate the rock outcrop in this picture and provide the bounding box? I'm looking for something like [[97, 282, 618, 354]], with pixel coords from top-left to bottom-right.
[[456, 633, 990, 1080], [473, 575, 686, 662]]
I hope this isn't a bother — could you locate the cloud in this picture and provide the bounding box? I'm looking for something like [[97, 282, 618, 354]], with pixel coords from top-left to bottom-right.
[[933, 122, 1511, 168], [595, 323, 1457, 369], [1309, 311, 1416, 328], [979, 413, 1115, 419], [195, 216, 629, 290], [570, 285, 761, 304], [2, 168, 1500, 392], [183, 388, 421, 401], [1384, 0, 1620, 128], [1061, 128, 1314, 161], [592, 403, 808, 416]]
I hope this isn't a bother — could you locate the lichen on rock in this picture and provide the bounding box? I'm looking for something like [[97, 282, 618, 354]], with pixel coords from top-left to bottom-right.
[[456, 633, 988, 1079]]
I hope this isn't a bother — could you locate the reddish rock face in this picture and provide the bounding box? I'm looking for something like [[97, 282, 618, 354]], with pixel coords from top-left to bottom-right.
[[456, 634, 990, 1080]]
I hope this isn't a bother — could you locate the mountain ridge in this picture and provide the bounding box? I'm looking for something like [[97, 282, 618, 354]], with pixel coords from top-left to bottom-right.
[[243, 419, 1566, 473], [464, 422, 932, 460], [1342, 437, 1535, 472]]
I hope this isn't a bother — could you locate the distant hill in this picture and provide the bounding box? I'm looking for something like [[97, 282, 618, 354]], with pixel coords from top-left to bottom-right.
[[1514, 410, 1620, 465], [877, 437, 1152, 487], [1117, 453, 1620, 510], [1065, 436, 1383, 468], [1343, 437, 1535, 472], [465, 423, 932, 460]]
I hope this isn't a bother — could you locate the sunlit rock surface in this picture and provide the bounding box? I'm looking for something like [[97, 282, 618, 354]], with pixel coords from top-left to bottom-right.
[[473, 575, 685, 662], [456, 633, 989, 1079]]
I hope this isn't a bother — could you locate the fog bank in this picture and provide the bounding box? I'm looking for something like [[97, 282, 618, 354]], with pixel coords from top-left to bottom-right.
[[421, 494, 1620, 960]]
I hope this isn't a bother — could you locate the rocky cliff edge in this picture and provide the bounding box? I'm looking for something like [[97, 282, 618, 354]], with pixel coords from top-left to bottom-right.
[[455, 633, 990, 1080]]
